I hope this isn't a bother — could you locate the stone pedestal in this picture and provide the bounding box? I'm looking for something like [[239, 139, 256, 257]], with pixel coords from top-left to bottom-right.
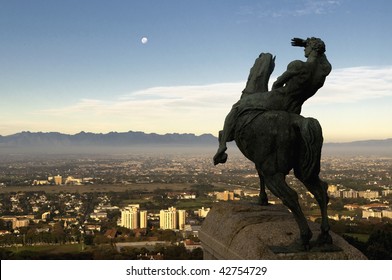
[[199, 201, 367, 260]]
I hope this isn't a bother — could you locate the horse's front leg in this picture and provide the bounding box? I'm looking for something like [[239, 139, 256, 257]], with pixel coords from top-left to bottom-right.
[[257, 168, 268, 205]]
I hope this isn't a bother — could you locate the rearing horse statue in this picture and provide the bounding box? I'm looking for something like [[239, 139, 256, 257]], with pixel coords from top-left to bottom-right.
[[213, 37, 332, 249]]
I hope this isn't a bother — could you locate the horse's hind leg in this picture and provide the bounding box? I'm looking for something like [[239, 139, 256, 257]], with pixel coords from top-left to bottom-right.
[[264, 173, 312, 249], [257, 168, 268, 205], [302, 176, 332, 245]]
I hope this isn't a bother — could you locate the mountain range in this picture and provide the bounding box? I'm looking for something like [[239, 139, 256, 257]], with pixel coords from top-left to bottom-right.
[[0, 131, 391, 156], [0, 131, 217, 147]]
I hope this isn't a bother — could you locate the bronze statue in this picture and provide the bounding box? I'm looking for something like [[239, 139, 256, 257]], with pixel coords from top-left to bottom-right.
[[213, 37, 332, 249]]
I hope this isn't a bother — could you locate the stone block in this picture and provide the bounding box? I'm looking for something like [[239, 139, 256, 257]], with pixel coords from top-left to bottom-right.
[[199, 201, 367, 260]]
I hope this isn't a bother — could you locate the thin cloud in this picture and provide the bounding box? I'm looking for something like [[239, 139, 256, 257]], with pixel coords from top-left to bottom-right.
[[40, 66, 392, 116], [309, 66, 392, 104], [293, 0, 341, 16], [35, 65, 392, 135], [41, 82, 243, 116], [238, 0, 341, 19]]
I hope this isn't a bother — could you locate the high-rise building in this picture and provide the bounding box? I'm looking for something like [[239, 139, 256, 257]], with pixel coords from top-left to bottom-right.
[[120, 205, 148, 229], [121, 207, 138, 229], [178, 210, 186, 230], [160, 207, 177, 230], [140, 210, 148, 229], [159, 206, 186, 230]]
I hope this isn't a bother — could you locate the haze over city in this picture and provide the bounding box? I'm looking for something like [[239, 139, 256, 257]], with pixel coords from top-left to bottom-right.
[[1, 0, 392, 142]]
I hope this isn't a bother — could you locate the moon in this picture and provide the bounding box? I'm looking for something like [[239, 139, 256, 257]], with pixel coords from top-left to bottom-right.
[[141, 37, 148, 44]]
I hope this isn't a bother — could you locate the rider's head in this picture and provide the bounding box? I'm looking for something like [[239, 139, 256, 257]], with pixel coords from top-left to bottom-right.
[[305, 37, 326, 55]]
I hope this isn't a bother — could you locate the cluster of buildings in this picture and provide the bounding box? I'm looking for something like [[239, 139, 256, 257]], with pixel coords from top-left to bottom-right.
[[32, 175, 63, 186], [0, 215, 34, 230], [322, 185, 392, 221], [213, 189, 270, 200], [166, 192, 196, 200], [0, 210, 61, 236], [32, 175, 94, 186], [342, 203, 392, 220], [215, 191, 235, 201], [327, 184, 391, 200], [119, 205, 184, 230], [363, 208, 392, 219], [119, 205, 210, 231]]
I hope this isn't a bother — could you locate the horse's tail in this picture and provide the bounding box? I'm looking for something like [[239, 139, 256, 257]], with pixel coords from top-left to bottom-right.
[[295, 117, 323, 182]]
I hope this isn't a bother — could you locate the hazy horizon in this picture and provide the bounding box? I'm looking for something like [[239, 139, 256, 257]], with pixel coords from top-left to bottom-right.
[[1, 141, 392, 158], [1, 129, 392, 143]]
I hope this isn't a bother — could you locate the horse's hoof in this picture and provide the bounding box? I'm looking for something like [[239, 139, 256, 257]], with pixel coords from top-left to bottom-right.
[[300, 229, 313, 250], [213, 152, 228, 165], [258, 198, 269, 206], [316, 232, 333, 245]]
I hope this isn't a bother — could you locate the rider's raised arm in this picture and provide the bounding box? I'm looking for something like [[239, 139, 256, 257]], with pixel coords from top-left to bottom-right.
[[291, 37, 307, 47]]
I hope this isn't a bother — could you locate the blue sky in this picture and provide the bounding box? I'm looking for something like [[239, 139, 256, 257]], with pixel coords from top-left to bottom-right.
[[1, 0, 392, 142]]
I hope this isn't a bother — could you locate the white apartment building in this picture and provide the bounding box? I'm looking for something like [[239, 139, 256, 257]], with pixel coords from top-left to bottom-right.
[[160, 207, 177, 230], [121, 204, 147, 229], [358, 190, 379, 199], [382, 209, 392, 219], [342, 189, 358, 199], [178, 210, 186, 230], [140, 210, 147, 229], [159, 207, 186, 230], [362, 209, 382, 219]]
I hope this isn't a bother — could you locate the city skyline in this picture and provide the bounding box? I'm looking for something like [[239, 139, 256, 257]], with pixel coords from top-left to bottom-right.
[[1, 1, 392, 142]]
